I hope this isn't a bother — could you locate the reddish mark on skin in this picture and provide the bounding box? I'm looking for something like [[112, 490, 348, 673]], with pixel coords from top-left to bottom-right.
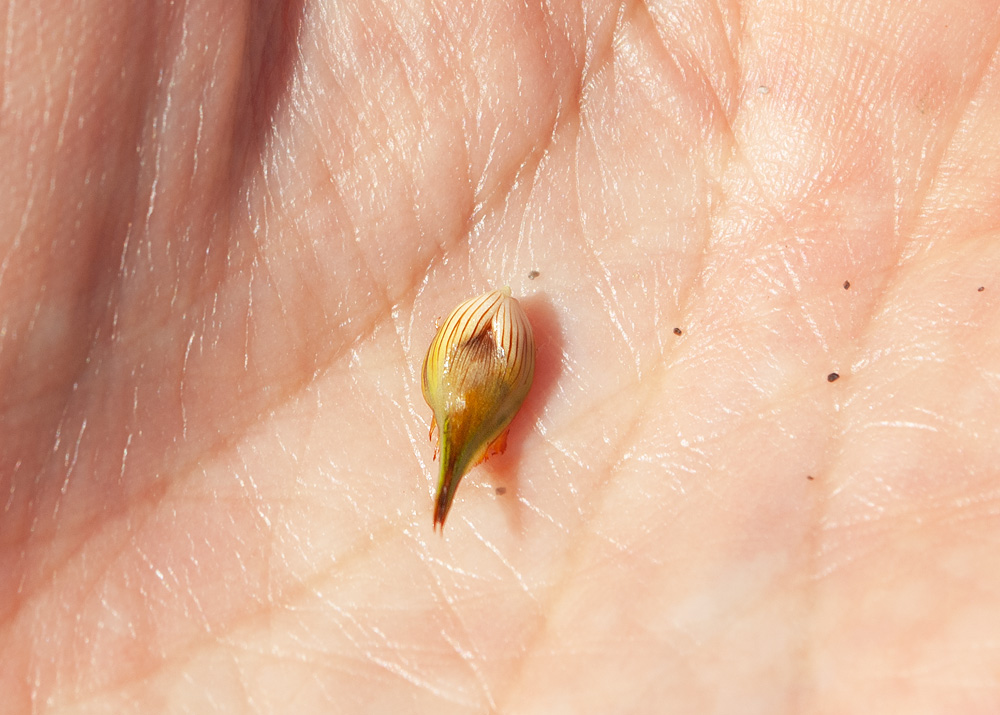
[[495, 487, 507, 495], [978, 286, 985, 292], [673, 327, 682, 336], [807, 475, 815, 481]]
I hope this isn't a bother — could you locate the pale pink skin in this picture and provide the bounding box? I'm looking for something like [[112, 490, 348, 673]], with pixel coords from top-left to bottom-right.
[[2, 1, 999, 712]]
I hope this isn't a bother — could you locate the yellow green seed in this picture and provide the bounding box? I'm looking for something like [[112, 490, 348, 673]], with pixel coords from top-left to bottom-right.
[[422, 286, 536, 530]]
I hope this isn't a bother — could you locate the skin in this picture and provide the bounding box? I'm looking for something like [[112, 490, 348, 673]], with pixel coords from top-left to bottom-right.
[[2, 0, 999, 711]]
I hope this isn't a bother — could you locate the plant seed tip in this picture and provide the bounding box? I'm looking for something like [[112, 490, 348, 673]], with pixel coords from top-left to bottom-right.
[[500, 285, 512, 295]]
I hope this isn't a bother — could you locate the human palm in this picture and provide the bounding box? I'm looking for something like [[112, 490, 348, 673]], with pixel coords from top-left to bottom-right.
[[3, 0, 999, 711]]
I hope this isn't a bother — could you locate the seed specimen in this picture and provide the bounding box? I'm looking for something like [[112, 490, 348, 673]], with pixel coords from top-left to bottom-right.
[[421, 287, 536, 530]]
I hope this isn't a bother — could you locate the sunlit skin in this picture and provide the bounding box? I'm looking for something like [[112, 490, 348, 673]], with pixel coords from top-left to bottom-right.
[[2, 1, 1000, 711]]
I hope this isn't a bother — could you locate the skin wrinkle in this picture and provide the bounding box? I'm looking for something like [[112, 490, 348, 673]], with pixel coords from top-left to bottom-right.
[[493, 376, 655, 710], [62, 519, 402, 709], [805, 133, 999, 714], [20, 6, 222, 569], [894, 31, 1000, 247], [317, 2, 582, 298], [1, 7, 152, 411], [473, 8, 580, 218], [417, 533, 500, 708], [469, 82, 577, 260], [908, 28, 1000, 251], [1, 0, 412, 666], [808, 14, 1000, 555], [31, 13, 380, 617], [640, 0, 739, 138], [585, 3, 993, 709]]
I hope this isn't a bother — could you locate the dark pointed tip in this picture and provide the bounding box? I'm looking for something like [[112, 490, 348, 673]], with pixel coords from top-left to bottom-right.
[[433, 460, 460, 533], [433, 500, 451, 533]]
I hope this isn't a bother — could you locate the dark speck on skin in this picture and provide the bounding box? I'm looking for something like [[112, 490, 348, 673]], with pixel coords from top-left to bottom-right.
[[807, 475, 815, 481], [827, 372, 840, 382], [528, 270, 540, 280], [495, 486, 506, 495], [979, 286, 985, 292], [843, 280, 851, 289], [673, 327, 682, 335]]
